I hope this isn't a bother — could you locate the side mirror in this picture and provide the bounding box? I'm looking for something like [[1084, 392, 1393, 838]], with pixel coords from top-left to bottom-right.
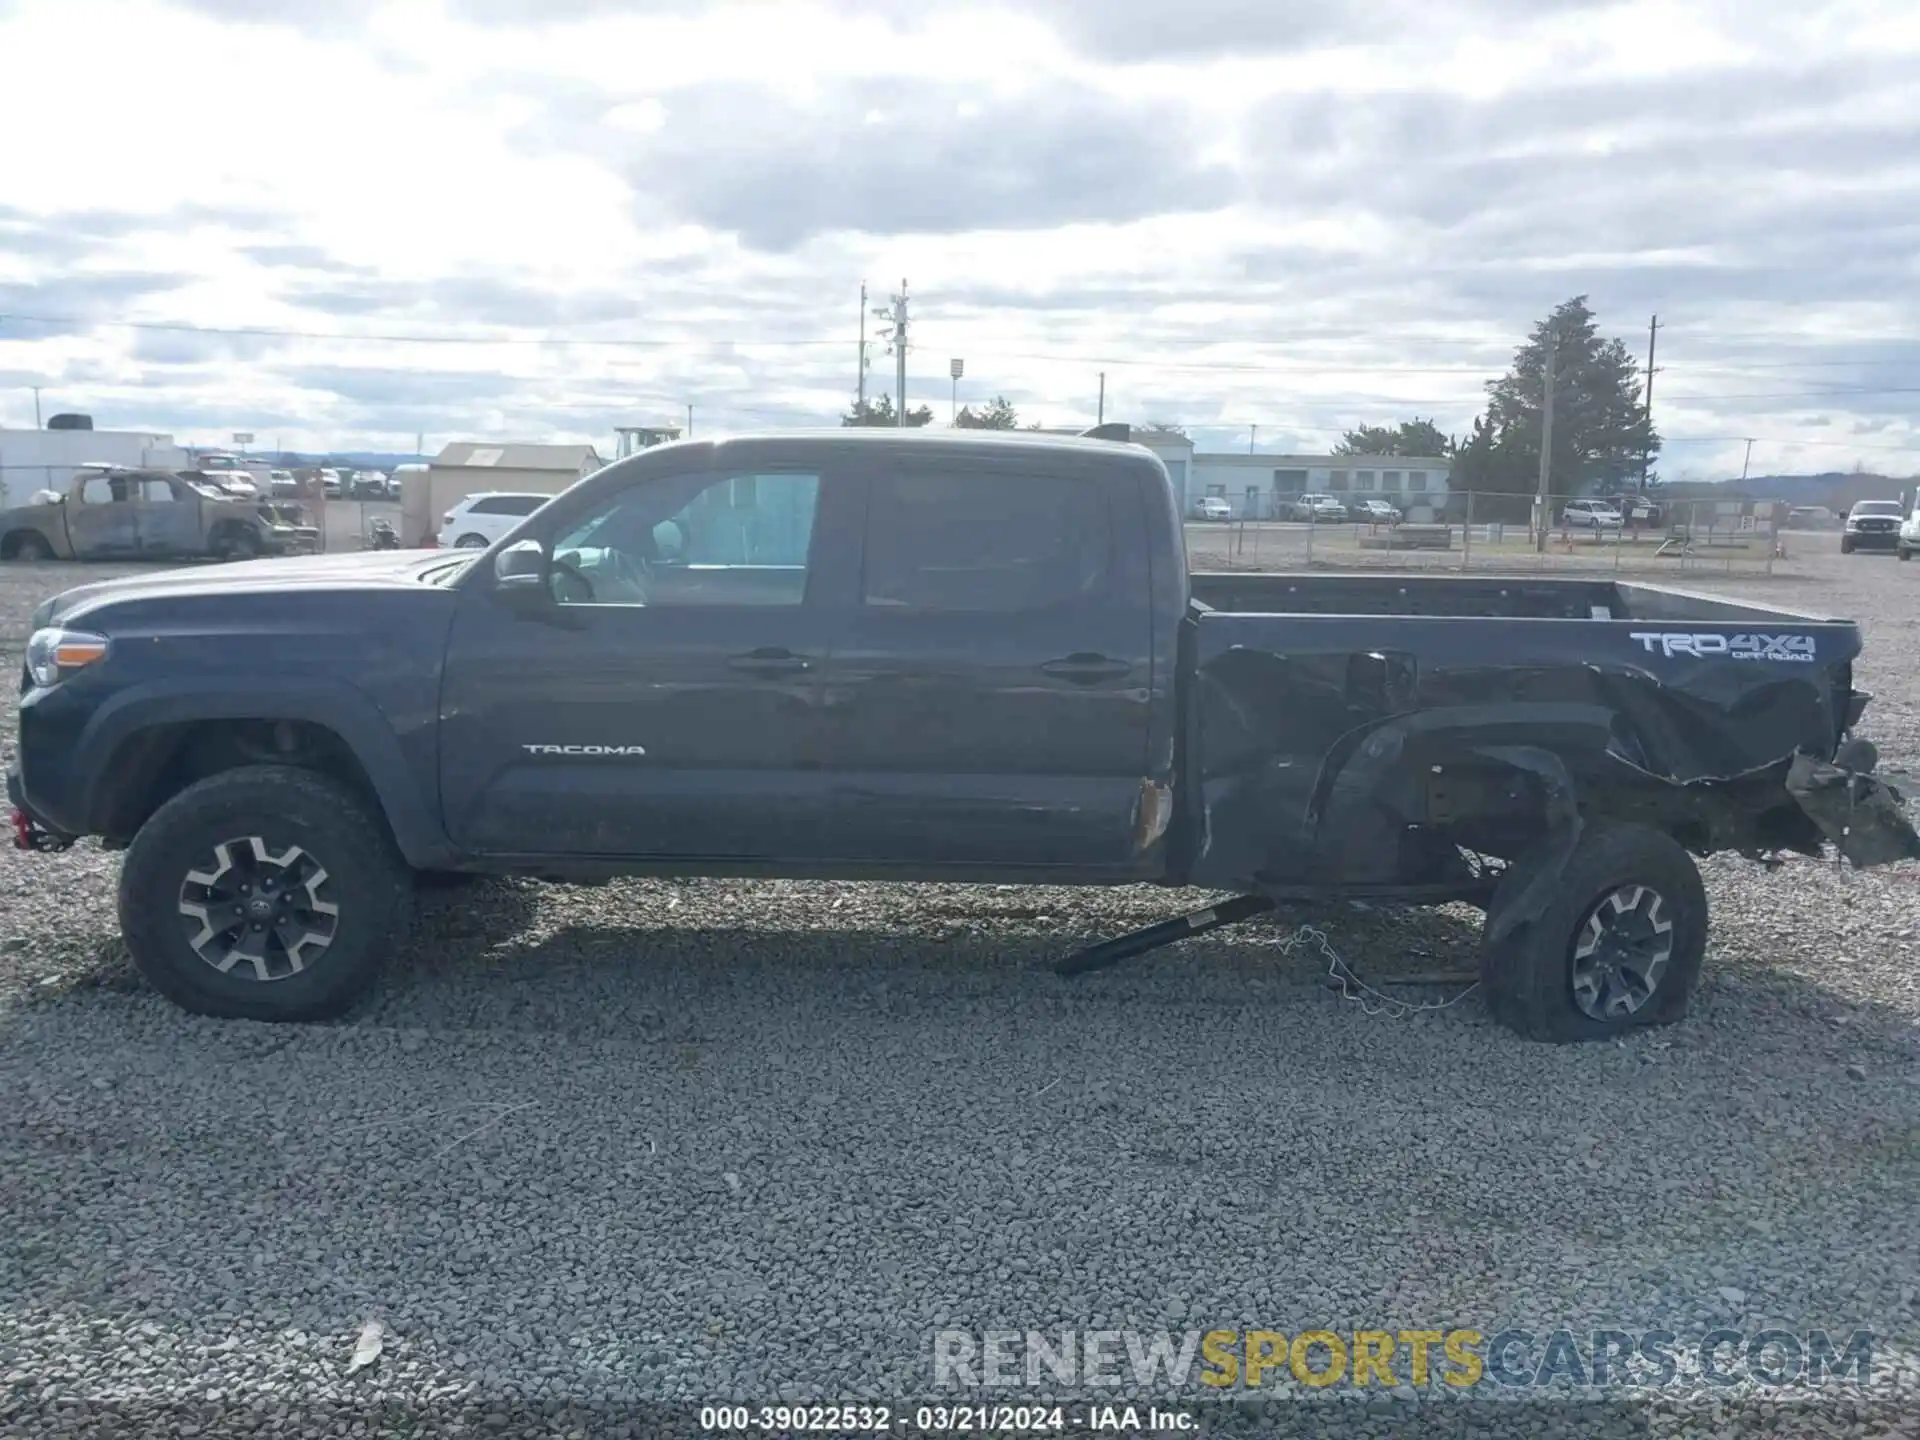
[[492, 539, 551, 608]]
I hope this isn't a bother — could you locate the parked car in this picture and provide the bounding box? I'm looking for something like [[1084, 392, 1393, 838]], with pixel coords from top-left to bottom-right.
[[438, 491, 555, 549], [1192, 496, 1232, 522], [1285, 493, 1347, 523], [268, 470, 299, 498], [1898, 507, 1920, 561], [1842, 500, 1903, 554], [319, 469, 344, 498], [1562, 500, 1624, 530], [1604, 493, 1662, 526], [1786, 506, 1835, 530], [10, 426, 1913, 1043], [1354, 499, 1401, 525], [0, 465, 318, 562]]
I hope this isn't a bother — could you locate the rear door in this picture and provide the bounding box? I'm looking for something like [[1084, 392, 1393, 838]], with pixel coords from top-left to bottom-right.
[[813, 453, 1155, 872], [134, 475, 206, 554]]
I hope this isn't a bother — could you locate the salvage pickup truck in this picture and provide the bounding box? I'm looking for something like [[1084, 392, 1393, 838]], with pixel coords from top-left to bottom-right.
[[10, 428, 1916, 1039], [0, 465, 319, 562]]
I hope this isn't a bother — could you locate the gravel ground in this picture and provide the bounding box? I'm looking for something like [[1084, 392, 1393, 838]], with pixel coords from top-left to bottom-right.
[[2, 554, 1917, 1439]]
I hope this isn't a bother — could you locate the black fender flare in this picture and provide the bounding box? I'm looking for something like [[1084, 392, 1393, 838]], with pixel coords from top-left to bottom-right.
[[72, 675, 455, 869]]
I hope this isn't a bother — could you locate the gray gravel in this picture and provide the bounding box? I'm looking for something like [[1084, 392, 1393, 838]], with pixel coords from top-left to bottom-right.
[[2, 553, 1917, 1438]]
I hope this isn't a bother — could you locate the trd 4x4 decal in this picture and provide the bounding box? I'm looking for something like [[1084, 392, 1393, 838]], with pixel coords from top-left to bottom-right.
[[1629, 632, 1817, 662]]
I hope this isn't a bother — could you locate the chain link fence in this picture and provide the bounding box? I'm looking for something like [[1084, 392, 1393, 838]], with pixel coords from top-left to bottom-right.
[[1184, 490, 1821, 578]]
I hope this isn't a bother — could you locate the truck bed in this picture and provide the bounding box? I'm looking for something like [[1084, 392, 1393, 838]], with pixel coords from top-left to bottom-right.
[[1179, 571, 1863, 893], [1189, 570, 1841, 624]]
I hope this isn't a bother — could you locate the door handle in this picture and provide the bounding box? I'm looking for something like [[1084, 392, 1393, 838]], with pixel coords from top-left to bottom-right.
[[728, 648, 811, 675], [1041, 653, 1132, 683]]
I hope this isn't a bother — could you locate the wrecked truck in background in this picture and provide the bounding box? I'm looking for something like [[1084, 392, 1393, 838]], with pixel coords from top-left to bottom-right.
[[8, 427, 1917, 1040], [0, 465, 318, 562]]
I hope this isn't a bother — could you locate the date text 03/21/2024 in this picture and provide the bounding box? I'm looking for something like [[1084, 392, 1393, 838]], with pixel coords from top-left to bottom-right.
[[699, 1403, 1196, 1433]]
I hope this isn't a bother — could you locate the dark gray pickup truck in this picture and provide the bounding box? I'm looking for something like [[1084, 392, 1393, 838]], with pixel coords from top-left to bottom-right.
[[10, 427, 1915, 1039]]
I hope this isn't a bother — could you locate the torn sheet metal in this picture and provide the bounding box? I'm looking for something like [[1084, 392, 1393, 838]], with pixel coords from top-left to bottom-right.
[[1786, 752, 1920, 868], [1181, 595, 1888, 890]]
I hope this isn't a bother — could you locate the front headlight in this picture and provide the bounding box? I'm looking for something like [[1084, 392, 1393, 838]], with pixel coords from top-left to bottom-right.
[[26, 627, 109, 689]]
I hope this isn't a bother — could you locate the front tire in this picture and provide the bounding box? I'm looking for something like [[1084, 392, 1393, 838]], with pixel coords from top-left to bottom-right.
[[1841, 537, 1856, 554], [214, 525, 262, 562], [456, 533, 488, 549], [1900, 545, 1911, 562], [1481, 822, 1707, 1043], [118, 766, 413, 1021]]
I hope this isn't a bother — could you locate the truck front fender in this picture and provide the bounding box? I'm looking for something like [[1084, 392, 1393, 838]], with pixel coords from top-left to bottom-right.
[[71, 675, 454, 869]]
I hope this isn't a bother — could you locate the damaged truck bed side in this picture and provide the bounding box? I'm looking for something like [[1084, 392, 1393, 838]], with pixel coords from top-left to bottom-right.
[[9, 427, 1916, 1040]]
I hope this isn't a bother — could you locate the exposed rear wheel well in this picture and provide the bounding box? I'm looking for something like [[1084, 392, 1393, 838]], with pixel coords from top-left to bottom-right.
[[1, 529, 52, 559], [1414, 753, 1817, 868], [96, 719, 392, 848]]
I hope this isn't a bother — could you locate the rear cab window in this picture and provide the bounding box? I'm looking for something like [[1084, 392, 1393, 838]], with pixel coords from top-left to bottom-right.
[[861, 470, 1114, 612]]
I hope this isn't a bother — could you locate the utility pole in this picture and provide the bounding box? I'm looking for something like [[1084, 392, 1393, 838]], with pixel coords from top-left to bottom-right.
[[871, 280, 910, 427], [894, 279, 908, 427], [1248, 423, 1257, 454], [686, 403, 694, 438], [1741, 438, 1754, 483], [1097, 372, 1105, 425], [1535, 325, 1558, 554], [949, 357, 964, 425], [31, 386, 42, 428], [856, 281, 868, 416], [1639, 314, 1660, 491]]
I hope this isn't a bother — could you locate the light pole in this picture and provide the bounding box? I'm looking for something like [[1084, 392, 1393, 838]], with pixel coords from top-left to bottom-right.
[[949, 358, 964, 424]]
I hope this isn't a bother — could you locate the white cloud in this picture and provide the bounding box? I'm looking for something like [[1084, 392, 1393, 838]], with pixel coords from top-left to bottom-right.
[[0, 0, 1914, 482]]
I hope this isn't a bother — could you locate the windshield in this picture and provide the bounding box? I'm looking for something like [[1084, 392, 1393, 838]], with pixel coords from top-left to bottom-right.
[[1854, 502, 1901, 516]]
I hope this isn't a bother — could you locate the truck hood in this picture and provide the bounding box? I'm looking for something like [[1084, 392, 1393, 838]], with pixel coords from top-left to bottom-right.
[[35, 550, 461, 627]]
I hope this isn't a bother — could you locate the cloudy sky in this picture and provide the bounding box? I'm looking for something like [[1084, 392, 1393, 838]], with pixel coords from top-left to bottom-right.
[[1, 0, 1916, 479]]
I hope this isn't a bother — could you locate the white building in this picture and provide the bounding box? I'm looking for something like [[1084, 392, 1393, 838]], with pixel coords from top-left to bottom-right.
[[0, 425, 188, 508], [1185, 449, 1453, 522], [1034, 428, 1453, 521], [1080, 430, 1453, 523]]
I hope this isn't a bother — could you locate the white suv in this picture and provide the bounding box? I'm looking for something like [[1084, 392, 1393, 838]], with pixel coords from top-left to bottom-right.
[[1562, 499, 1624, 529], [439, 491, 552, 549]]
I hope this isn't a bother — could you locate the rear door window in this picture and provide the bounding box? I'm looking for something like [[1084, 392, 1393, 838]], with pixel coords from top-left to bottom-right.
[[861, 470, 1112, 613]]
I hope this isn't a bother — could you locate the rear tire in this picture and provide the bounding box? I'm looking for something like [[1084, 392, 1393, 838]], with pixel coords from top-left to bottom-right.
[[8, 531, 54, 561], [1481, 822, 1707, 1043], [118, 766, 413, 1021]]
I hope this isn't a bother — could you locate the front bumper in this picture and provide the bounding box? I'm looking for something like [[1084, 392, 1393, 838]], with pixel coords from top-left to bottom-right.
[[1845, 528, 1899, 549]]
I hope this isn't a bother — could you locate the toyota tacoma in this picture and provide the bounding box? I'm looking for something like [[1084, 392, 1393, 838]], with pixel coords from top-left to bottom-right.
[[10, 427, 1916, 1040]]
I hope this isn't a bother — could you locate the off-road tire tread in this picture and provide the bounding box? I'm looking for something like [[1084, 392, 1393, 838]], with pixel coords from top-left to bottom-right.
[[1481, 822, 1708, 1044], [118, 765, 413, 1021]]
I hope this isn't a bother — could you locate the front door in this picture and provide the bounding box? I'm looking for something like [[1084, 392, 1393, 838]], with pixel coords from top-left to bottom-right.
[[813, 456, 1155, 872], [437, 461, 858, 859], [68, 472, 140, 553]]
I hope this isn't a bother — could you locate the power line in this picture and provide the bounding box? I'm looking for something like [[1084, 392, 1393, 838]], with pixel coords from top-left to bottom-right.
[[6, 311, 1919, 378]]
